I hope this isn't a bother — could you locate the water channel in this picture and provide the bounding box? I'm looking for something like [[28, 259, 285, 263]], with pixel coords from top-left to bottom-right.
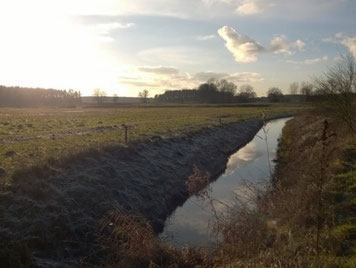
[[160, 117, 292, 248]]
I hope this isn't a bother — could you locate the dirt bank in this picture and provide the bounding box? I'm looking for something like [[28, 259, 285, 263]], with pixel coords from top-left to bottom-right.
[[209, 109, 356, 267], [0, 115, 290, 266]]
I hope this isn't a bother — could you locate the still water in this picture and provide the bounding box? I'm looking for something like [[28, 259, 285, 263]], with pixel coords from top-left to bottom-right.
[[159, 117, 292, 248]]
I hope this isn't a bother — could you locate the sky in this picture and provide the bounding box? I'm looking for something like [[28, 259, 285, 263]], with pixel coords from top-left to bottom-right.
[[0, 0, 355, 97]]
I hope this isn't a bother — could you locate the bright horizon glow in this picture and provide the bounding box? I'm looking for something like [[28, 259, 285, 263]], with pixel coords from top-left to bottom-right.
[[0, 0, 355, 97], [0, 1, 121, 95]]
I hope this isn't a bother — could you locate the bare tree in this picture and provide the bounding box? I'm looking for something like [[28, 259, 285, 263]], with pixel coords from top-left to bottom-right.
[[289, 82, 299, 94], [300, 82, 314, 96], [138, 89, 149, 103], [239, 85, 256, 96], [216, 79, 237, 95], [92, 88, 107, 103], [238, 84, 257, 102], [113, 93, 119, 103], [314, 54, 356, 133], [267, 87, 283, 102]]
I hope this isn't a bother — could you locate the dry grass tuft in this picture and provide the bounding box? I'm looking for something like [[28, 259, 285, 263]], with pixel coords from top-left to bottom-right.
[[99, 207, 158, 267], [185, 166, 211, 198], [204, 109, 355, 267], [99, 207, 209, 268]]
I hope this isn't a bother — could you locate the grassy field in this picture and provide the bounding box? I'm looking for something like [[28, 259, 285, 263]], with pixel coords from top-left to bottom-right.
[[0, 104, 305, 181]]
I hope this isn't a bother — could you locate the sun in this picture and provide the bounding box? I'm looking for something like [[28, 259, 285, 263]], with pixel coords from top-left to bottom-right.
[[0, 0, 122, 96]]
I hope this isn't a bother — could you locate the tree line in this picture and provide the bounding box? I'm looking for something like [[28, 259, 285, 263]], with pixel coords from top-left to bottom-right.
[[155, 79, 257, 104], [154, 67, 355, 105], [0, 86, 81, 107]]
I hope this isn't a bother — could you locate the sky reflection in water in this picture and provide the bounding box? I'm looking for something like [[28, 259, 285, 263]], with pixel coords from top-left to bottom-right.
[[160, 118, 291, 248]]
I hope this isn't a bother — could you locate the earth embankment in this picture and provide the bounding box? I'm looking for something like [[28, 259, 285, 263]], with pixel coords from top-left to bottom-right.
[[1, 117, 280, 266]]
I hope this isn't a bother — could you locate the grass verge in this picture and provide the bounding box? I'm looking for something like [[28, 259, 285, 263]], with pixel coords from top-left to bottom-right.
[[0, 104, 305, 181]]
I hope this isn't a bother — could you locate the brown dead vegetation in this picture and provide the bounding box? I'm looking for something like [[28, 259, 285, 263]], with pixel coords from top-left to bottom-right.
[[209, 108, 356, 267], [99, 208, 209, 268], [185, 166, 211, 199], [97, 108, 355, 268]]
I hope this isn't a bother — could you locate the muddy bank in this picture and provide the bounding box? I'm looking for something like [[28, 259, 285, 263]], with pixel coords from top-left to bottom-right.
[[0, 115, 289, 266]]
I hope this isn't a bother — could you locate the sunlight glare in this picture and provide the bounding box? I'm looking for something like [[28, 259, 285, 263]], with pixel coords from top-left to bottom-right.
[[0, 0, 121, 95]]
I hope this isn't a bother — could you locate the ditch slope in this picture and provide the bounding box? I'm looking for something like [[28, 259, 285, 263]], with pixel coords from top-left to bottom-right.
[[0, 116, 279, 266]]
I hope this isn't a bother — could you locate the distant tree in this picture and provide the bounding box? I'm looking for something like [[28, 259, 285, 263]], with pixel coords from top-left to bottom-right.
[[300, 82, 314, 97], [198, 81, 219, 103], [314, 54, 356, 133], [113, 93, 119, 103], [238, 84, 257, 102], [65, 89, 80, 106], [154, 89, 199, 103], [138, 89, 149, 103], [289, 82, 299, 94], [216, 79, 237, 95], [0, 85, 81, 107], [92, 88, 107, 103], [198, 82, 218, 93], [154, 78, 237, 104], [198, 79, 237, 103], [267, 87, 284, 102]]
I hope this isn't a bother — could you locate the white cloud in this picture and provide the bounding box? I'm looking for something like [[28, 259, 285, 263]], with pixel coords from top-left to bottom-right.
[[87, 22, 134, 42], [202, 0, 266, 16], [118, 66, 263, 92], [194, 72, 229, 81], [294, 40, 306, 50], [270, 35, 305, 55], [186, 71, 264, 84], [197, 34, 217, 41], [323, 33, 356, 57], [236, 0, 261, 15], [218, 26, 264, 63], [123, 0, 346, 20], [119, 65, 193, 90], [138, 46, 214, 66], [1, 0, 348, 21], [228, 72, 264, 82], [90, 22, 135, 32], [270, 36, 290, 54], [118, 79, 160, 87], [287, 56, 328, 65], [304, 56, 328, 65], [195, 71, 263, 83], [233, 0, 349, 20], [340, 36, 356, 57], [138, 66, 180, 75]]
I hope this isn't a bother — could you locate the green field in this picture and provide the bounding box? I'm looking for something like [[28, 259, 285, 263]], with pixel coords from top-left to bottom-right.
[[0, 104, 305, 181]]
